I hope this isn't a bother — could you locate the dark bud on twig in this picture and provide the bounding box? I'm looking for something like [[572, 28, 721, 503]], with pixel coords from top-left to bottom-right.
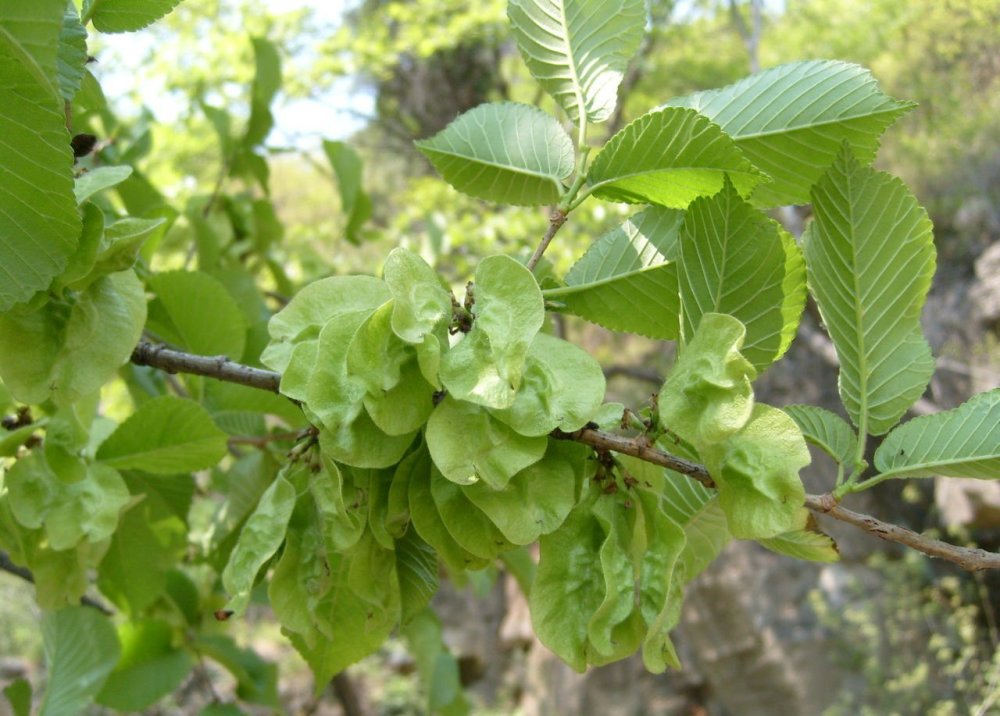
[[71, 133, 98, 159]]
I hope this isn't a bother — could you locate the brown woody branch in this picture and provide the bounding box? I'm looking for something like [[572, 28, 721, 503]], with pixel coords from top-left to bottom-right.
[[526, 208, 568, 271], [128, 344, 1000, 571]]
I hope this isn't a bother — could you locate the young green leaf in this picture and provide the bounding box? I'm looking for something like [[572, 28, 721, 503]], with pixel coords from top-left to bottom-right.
[[489, 334, 605, 436], [310, 459, 367, 552], [415, 102, 574, 206], [0, 270, 145, 405], [463, 441, 584, 545], [84, 0, 184, 32], [803, 147, 935, 436], [544, 207, 683, 339], [0, 16, 81, 310], [407, 447, 490, 573], [323, 140, 372, 244], [441, 255, 545, 409], [269, 519, 332, 641], [430, 469, 514, 559], [622, 456, 729, 584], [679, 179, 801, 371], [97, 396, 228, 474], [244, 36, 281, 147], [364, 359, 435, 436], [665, 61, 914, 206], [783, 404, 858, 468], [659, 313, 756, 449], [222, 467, 298, 615], [395, 531, 439, 625], [74, 166, 134, 205], [507, 0, 645, 125], [6, 454, 129, 550], [262, 275, 389, 373], [758, 526, 839, 563], [318, 412, 417, 470], [587, 107, 767, 208], [530, 497, 607, 672], [95, 619, 194, 712], [302, 308, 373, 426], [57, 5, 88, 102], [383, 247, 452, 344], [426, 397, 547, 489], [703, 403, 809, 540], [872, 389, 1000, 482], [39, 607, 120, 716], [147, 270, 248, 360]]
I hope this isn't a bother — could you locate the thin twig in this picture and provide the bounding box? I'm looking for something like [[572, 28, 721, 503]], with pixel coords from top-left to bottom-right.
[[0, 550, 113, 614], [128, 344, 1000, 572], [526, 209, 568, 271], [228, 429, 311, 449], [131, 341, 282, 393], [803, 495, 1000, 571]]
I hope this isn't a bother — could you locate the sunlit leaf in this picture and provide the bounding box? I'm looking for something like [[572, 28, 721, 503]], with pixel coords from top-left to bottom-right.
[[587, 107, 767, 208], [507, 0, 645, 124], [416, 102, 574, 205], [803, 147, 935, 436]]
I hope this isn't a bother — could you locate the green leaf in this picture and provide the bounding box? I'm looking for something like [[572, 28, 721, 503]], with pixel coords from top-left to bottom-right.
[[311, 458, 367, 552], [0, 11, 80, 311], [0, 1, 63, 85], [269, 519, 332, 640], [98, 493, 187, 614], [430, 468, 514, 559], [287, 550, 396, 690], [441, 255, 545, 409], [396, 531, 439, 624], [678, 179, 799, 371], [383, 247, 451, 344], [759, 526, 839, 563], [193, 635, 277, 707], [872, 389, 1000, 481], [666, 61, 915, 206], [401, 609, 470, 716], [3, 679, 31, 716], [545, 207, 682, 339], [704, 403, 809, 540], [95, 619, 193, 712], [658, 313, 756, 449], [364, 359, 435, 437], [244, 36, 280, 147], [84, 0, 184, 32], [507, 0, 645, 124], [299, 307, 372, 415], [426, 396, 547, 489], [147, 270, 248, 360], [39, 607, 120, 716], [586, 107, 766, 208], [40, 283, 139, 412], [407, 448, 489, 573], [222, 468, 297, 615], [490, 333, 605, 436], [74, 166, 133, 204], [53, 202, 103, 290], [57, 4, 88, 101], [464, 440, 585, 545], [6, 452, 129, 550], [777, 228, 807, 359], [530, 496, 605, 672], [323, 140, 372, 244], [97, 396, 228, 474], [783, 404, 857, 467], [318, 412, 417, 470], [262, 275, 389, 374], [415, 102, 574, 206], [623, 456, 729, 584], [803, 147, 935, 436], [87, 216, 165, 279]]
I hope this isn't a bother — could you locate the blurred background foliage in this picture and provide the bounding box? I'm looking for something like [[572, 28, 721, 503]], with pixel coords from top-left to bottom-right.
[[6, 0, 998, 713]]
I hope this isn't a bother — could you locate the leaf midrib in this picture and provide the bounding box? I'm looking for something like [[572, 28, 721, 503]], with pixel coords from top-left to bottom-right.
[[417, 144, 565, 184]]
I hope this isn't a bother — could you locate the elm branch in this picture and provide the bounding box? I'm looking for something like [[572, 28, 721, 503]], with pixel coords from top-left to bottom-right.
[[129, 343, 1000, 572]]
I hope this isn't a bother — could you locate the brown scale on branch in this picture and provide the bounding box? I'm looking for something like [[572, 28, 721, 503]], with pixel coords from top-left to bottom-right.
[[126, 343, 1000, 572]]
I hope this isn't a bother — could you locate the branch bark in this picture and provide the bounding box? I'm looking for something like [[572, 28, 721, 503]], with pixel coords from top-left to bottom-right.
[[128, 344, 1000, 572], [526, 208, 568, 271]]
